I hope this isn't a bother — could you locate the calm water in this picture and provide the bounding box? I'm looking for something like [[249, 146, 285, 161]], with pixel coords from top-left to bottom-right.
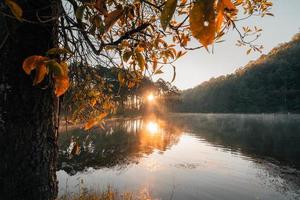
[[57, 114, 300, 200]]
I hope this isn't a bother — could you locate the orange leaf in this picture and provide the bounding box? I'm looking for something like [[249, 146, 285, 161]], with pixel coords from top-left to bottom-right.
[[22, 55, 48, 75], [95, 0, 108, 15], [215, 11, 224, 33], [84, 118, 98, 130], [189, 0, 216, 47], [84, 112, 108, 130], [33, 64, 48, 85], [54, 75, 69, 97]]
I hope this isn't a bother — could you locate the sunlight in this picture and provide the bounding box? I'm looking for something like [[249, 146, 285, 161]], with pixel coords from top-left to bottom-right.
[[146, 121, 159, 134], [147, 93, 155, 102]]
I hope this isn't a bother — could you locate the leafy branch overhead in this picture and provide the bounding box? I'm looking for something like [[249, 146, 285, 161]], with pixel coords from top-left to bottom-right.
[[1, 0, 273, 128]]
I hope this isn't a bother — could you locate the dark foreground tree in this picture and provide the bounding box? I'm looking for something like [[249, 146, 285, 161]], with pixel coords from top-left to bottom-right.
[[0, 0, 273, 199], [0, 1, 59, 199]]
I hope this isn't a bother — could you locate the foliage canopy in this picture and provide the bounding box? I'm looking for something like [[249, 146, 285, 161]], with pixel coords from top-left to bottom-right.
[[1, 0, 273, 127]]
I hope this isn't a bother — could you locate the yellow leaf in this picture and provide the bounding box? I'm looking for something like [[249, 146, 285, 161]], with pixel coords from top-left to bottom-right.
[[118, 71, 125, 85], [160, 0, 178, 30], [22, 55, 48, 75], [154, 69, 163, 75], [33, 64, 48, 85], [152, 55, 158, 71], [5, 0, 22, 21], [54, 75, 69, 97], [189, 0, 216, 47], [136, 52, 145, 72], [104, 8, 124, 32]]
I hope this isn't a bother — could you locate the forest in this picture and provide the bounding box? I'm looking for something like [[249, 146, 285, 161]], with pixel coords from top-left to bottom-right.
[[175, 33, 300, 113]]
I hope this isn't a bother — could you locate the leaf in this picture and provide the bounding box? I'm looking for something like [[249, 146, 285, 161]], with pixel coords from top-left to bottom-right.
[[189, 0, 216, 47], [54, 75, 69, 97], [123, 51, 132, 62], [171, 65, 176, 82], [128, 81, 135, 88], [33, 64, 48, 85], [246, 48, 252, 55], [154, 69, 163, 74], [104, 8, 124, 32], [160, 0, 177, 30], [136, 52, 145, 72], [215, 0, 225, 33], [22, 55, 48, 75], [84, 112, 108, 130], [5, 0, 22, 21], [59, 62, 69, 76], [71, 143, 80, 155], [95, 0, 108, 15], [266, 13, 274, 16], [47, 60, 65, 76], [47, 48, 71, 55], [75, 5, 86, 20], [176, 50, 187, 59], [152, 55, 158, 71], [90, 98, 97, 107], [221, 0, 236, 10], [118, 70, 125, 85]]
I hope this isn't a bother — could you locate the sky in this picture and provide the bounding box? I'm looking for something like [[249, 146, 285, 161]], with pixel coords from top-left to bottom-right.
[[157, 0, 300, 90]]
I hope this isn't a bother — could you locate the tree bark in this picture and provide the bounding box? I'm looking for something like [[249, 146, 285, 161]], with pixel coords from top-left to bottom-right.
[[0, 1, 58, 199]]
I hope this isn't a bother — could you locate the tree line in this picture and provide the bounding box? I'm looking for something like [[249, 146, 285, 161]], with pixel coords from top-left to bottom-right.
[[175, 33, 300, 113]]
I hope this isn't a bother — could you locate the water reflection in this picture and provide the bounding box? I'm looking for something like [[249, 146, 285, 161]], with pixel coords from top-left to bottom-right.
[[58, 117, 182, 174], [146, 121, 159, 134], [58, 114, 300, 199]]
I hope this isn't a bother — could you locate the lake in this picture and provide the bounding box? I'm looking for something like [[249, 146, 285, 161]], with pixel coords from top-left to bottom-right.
[[57, 114, 300, 200]]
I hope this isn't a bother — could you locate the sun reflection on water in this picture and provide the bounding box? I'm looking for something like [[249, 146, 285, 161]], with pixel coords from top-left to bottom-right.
[[146, 121, 159, 134]]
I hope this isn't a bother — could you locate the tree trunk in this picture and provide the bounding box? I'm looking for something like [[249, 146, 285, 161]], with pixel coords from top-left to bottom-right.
[[0, 1, 58, 199]]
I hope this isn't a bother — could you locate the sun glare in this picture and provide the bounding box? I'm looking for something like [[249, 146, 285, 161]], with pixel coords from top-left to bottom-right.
[[146, 121, 159, 134], [147, 94, 155, 102]]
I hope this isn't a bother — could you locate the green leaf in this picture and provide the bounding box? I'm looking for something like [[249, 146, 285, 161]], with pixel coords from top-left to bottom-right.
[[47, 48, 71, 55], [46, 60, 64, 76], [160, 0, 177, 31], [75, 5, 86, 21]]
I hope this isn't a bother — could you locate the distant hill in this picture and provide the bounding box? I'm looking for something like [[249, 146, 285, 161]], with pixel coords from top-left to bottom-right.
[[176, 33, 300, 113]]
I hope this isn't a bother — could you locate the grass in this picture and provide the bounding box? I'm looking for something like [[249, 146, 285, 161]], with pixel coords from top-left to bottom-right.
[[58, 185, 154, 200]]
